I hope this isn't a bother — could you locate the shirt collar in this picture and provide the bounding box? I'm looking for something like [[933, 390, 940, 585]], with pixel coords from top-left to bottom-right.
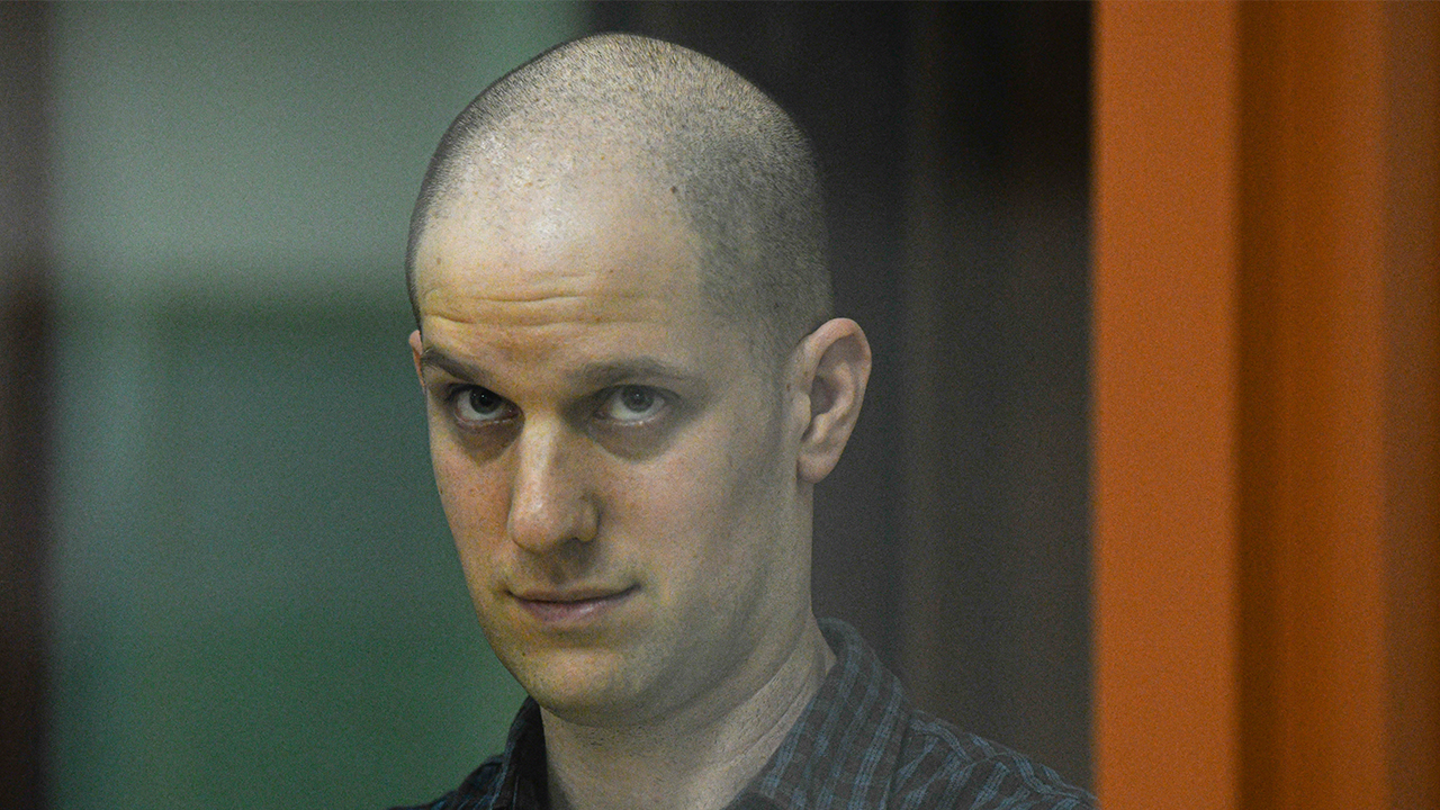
[[728, 618, 891, 809], [491, 698, 549, 810]]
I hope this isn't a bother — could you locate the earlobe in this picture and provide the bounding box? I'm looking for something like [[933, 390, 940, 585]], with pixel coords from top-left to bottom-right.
[[409, 329, 425, 386], [794, 318, 871, 484]]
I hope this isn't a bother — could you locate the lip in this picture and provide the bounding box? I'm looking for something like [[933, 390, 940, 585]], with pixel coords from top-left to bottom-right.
[[512, 586, 637, 628]]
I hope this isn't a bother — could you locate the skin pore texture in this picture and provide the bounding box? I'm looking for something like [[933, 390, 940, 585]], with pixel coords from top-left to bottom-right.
[[408, 35, 871, 810]]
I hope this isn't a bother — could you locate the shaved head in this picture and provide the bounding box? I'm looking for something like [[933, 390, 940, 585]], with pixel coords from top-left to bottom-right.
[[406, 33, 831, 361]]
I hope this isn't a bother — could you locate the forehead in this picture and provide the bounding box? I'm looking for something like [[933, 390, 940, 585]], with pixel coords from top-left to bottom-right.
[[414, 157, 704, 322]]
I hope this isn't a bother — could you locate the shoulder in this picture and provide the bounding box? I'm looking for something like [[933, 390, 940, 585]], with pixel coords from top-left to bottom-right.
[[890, 710, 1097, 810], [385, 755, 504, 810]]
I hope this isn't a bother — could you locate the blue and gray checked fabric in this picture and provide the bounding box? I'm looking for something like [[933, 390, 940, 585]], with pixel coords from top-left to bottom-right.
[[391, 619, 1096, 809]]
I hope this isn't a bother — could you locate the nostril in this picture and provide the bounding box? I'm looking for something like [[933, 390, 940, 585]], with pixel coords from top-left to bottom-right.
[[507, 484, 598, 553]]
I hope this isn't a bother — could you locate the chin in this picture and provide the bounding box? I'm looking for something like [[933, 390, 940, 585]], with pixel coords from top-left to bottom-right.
[[493, 639, 647, 718]]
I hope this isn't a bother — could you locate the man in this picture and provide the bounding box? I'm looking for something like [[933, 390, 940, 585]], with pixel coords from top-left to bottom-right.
[[396, 33, 1094, 810]]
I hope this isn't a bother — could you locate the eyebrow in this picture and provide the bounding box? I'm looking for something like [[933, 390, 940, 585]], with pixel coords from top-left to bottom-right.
[[417, 346, 703, 390], [577, 358, 703, 389], [417, 346, 484, 382]]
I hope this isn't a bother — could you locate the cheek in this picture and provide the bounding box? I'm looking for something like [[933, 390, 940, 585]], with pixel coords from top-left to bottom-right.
[[614, 426, 787, 575], [431, 438, 510, 548]]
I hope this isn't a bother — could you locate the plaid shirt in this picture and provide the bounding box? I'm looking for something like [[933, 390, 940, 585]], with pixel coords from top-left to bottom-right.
[[393, 619, 1096, 810]]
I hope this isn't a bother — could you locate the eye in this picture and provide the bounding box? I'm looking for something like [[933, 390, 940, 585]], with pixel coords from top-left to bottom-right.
[[451, 386, 517, 425], [597, 385, 667, 423]]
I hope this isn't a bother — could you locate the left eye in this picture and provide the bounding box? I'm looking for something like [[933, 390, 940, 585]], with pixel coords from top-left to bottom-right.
[[451, 385, 517, 425], [598, 385, 666, 423]]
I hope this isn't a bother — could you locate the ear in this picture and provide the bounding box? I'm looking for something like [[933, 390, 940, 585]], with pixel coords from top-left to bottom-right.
[[792, 318, 871, 484], [408, 329, 425, 385]]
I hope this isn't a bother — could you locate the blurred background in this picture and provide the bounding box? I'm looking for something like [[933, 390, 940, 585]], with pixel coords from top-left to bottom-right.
[[1, 4, 1092, 808]]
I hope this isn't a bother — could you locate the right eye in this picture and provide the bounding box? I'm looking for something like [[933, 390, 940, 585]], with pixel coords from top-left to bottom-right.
[[451, 386, 518, 426]]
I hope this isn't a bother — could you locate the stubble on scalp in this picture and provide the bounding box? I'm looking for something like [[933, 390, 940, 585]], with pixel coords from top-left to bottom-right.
[[405, 33, 833, 366]]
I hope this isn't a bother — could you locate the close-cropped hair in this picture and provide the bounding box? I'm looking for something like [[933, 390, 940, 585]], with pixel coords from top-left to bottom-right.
[[405, 33, 833, 361]]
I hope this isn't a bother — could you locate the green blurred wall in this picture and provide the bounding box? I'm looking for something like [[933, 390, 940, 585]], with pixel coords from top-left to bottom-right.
[[45, 5, 586, 807]]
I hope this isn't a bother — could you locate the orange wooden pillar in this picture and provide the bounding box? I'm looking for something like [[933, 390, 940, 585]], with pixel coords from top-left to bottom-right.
[[1092, 4, 1243, 806], [1093, 3, 1439, 809]]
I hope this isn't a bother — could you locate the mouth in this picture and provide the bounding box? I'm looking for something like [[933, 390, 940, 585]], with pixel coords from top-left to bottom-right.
[[511, 585, 638, 628]]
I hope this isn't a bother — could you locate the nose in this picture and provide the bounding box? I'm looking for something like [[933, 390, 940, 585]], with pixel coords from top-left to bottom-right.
[[506, 419, 598, 554]]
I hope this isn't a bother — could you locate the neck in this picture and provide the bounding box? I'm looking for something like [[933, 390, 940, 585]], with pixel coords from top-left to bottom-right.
[[540, 617, 835, 810]]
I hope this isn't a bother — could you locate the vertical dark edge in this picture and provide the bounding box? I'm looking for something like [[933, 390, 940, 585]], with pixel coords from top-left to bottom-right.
[[1236, 5, 1282, 805], [0, 3, 54, 808], [897, 0, 946, 723]]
